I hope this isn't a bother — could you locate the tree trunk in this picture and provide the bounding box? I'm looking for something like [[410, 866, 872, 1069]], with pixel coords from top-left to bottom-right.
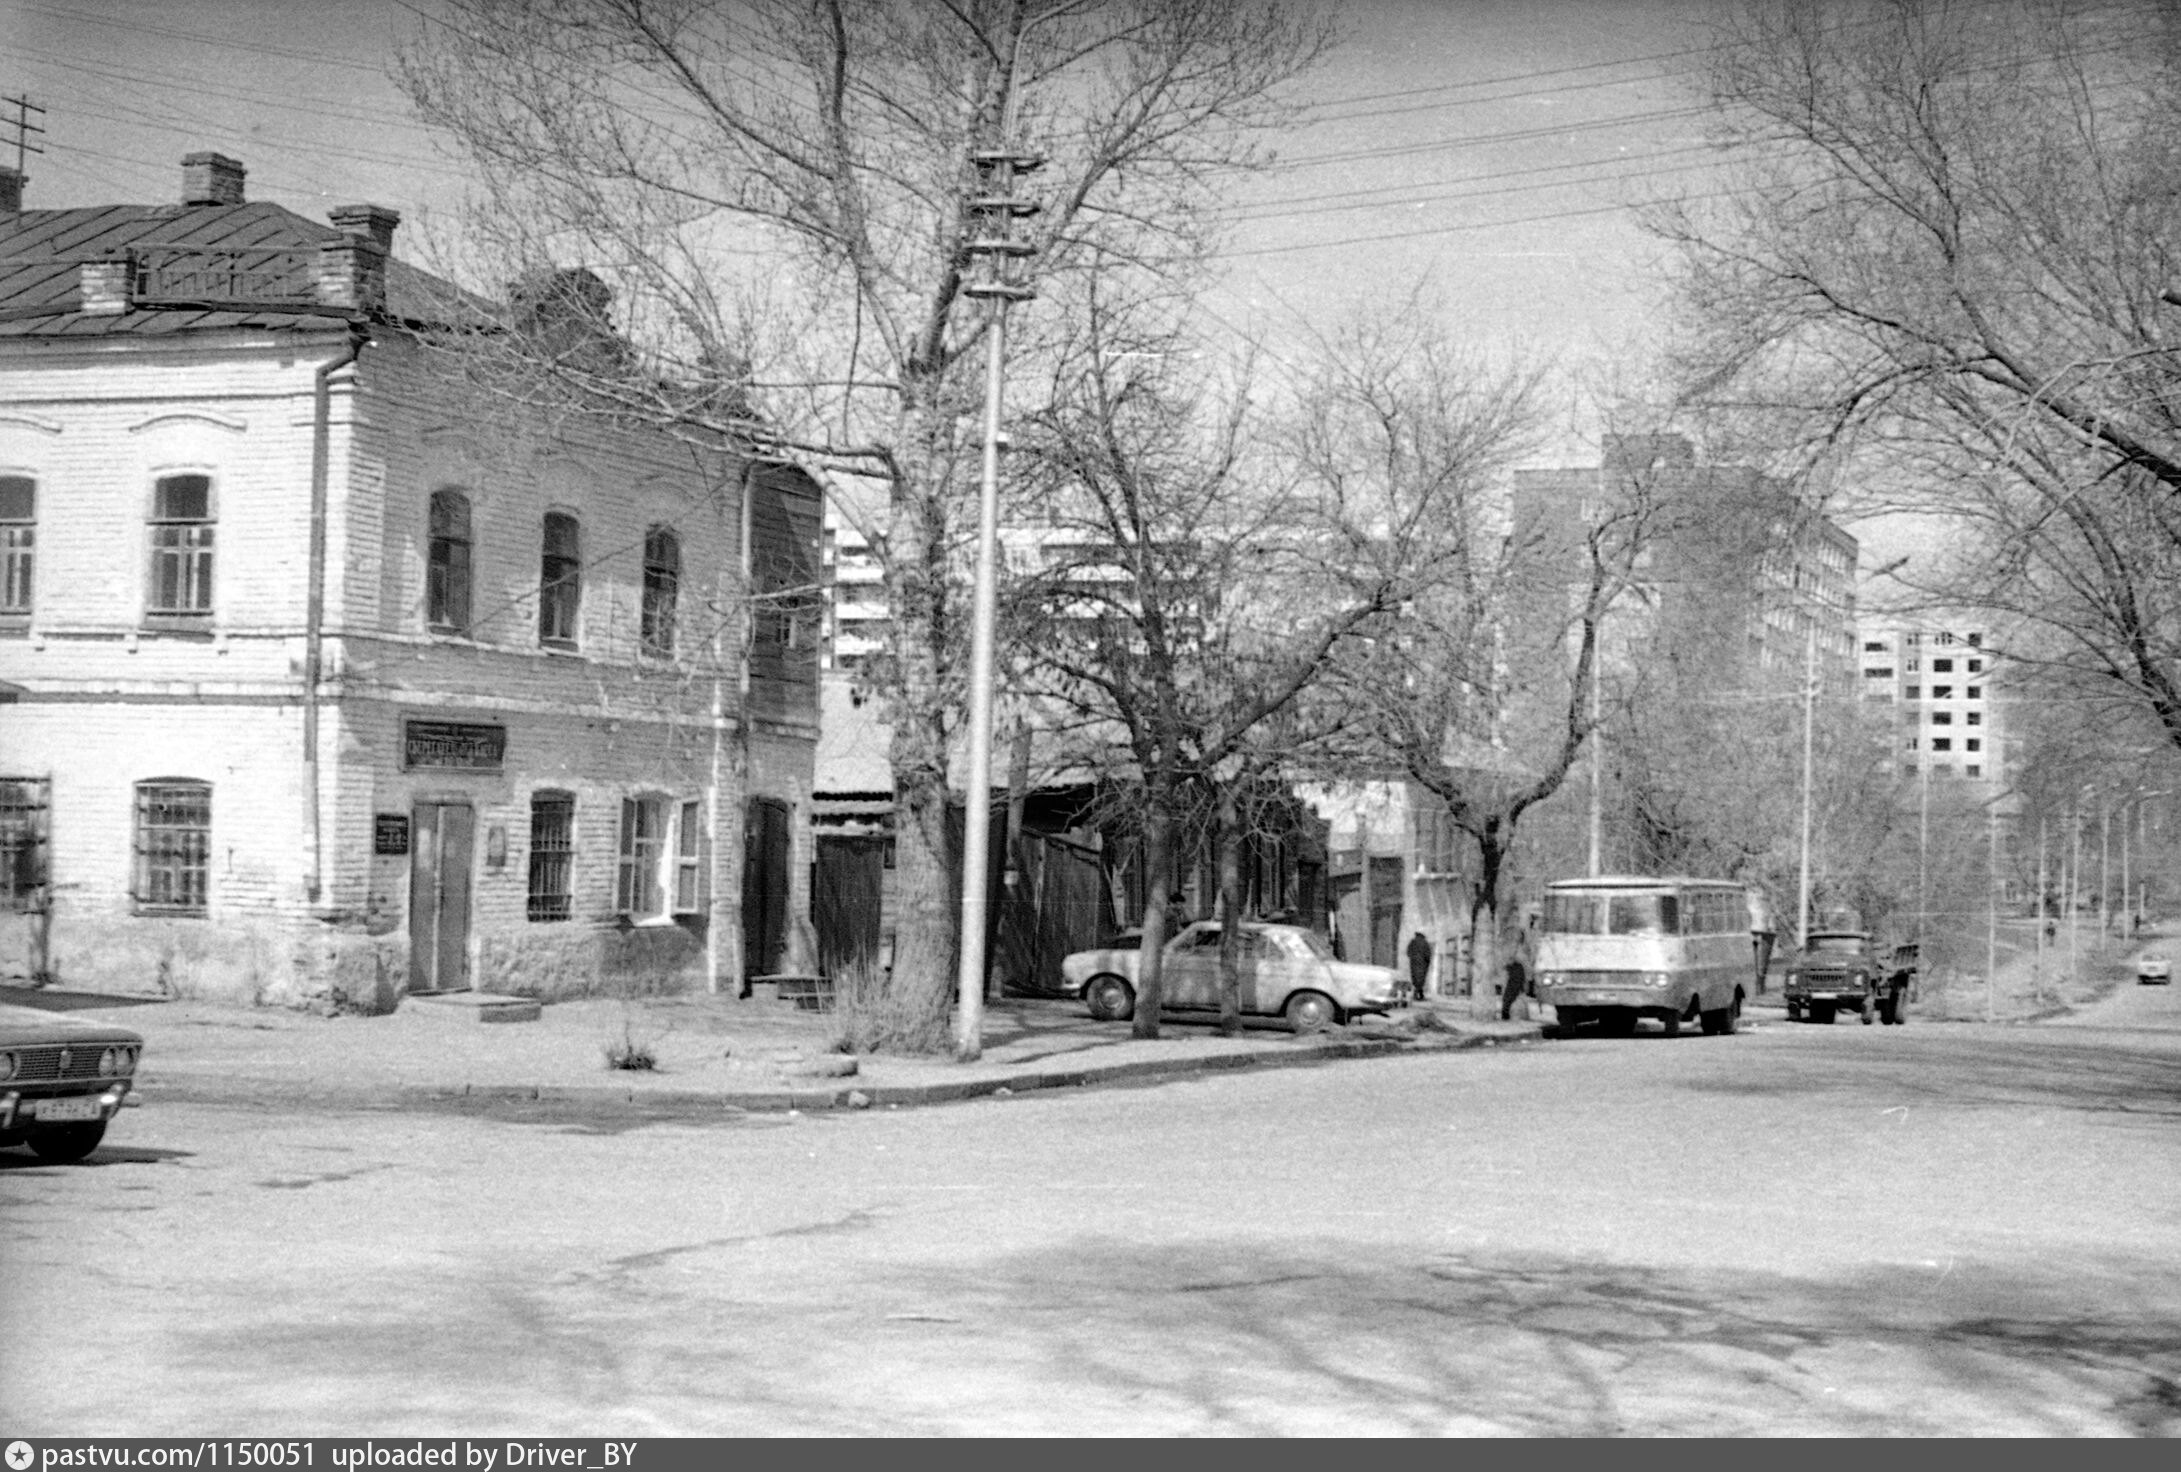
[[1469, 827, 1508, 1021], [1216, 785, 1245, 1035], [882, 387, 964, 1047], [1132, 806, 1176, 1040]]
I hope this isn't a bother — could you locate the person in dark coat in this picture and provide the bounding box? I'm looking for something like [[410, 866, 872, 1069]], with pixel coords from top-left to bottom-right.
[[1501, 952, 1529, 1020], [1405, 930, 1434, 1004]]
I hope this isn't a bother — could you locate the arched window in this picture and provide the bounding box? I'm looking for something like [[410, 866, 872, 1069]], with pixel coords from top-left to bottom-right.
[[526, 789, 575, 922], [641, 525, 679, 656], [428, 490, 472, 633], [539, 511, 581, 648]]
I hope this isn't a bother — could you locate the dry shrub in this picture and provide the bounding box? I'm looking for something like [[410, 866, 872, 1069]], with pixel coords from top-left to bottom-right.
[[827, 959, 949, 1056], [602, 1016, 659, 1071]]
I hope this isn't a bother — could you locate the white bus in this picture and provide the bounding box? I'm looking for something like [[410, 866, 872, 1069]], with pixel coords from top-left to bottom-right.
[[1531, 875, 1754, 1037]]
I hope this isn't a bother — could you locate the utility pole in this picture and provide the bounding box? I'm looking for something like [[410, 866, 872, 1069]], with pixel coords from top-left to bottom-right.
[[1918, 753, 1930, 962], [2068, 796, 2082, 986], [1586, 629, 1603, 878], [1, 94, 44, 177], [953, 138, 1041, 1062], [2100, 799, 2111, 936], [1985, 802, 1998, 1024], [2035, 813, 2048, 1007], [1797, 626, 1817, 947]]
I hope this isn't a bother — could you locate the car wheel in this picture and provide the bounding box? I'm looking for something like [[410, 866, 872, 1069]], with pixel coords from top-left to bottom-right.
[[1811, 1002, 1836, 1025], [1702, 1000, 1740, 1036], [1661, 1007, 1682, 1037], [26, 1122, 106, 1164], [1786, 1002, 1803, 1022], [1285, 990, 1340, 1034], [1085, 975, 1135, 1023]]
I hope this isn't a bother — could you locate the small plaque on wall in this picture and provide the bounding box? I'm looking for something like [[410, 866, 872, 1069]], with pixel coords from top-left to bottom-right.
[[374, 813, 411, 855]]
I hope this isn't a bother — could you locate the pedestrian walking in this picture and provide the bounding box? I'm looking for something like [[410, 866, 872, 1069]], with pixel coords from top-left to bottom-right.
[[1501, 952, 1528, 1020], [1406, 930, 1434, 1003]]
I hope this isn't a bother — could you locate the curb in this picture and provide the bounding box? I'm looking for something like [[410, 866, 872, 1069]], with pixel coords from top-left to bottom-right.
[[136, 1025, 1540, 1117]]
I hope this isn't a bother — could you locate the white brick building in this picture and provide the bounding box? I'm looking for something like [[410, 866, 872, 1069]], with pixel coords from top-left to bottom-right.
[[0, 153, 820, 1007]]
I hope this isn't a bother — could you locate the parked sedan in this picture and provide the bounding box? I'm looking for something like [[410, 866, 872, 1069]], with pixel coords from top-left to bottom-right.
[[1061, 920, 1403, 1032], [0, 1002, 143, 1162], [2137, 951, 2171, 985]]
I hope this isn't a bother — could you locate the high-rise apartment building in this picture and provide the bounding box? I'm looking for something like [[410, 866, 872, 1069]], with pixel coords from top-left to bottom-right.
[[1858, 628, 2002, 784]]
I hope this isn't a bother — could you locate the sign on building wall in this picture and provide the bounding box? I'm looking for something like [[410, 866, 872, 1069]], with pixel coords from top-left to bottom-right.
[[373, 814, 411, 855], [402, 719, 507, 771]]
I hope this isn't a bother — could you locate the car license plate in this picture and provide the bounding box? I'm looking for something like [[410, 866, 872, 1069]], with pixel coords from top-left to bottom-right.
[[1584, 992, 1617, 1003], [32, 1096, 104, 1122]]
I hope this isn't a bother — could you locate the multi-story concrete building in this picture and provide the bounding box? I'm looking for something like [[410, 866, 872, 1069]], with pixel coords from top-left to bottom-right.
[[1513, 435, 1861, 690], [0, 153, 821, 1007], [1858, 627, 2002, 783]]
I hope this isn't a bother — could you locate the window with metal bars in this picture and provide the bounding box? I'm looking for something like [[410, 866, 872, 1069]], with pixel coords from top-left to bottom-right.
[[0, 476, 32, 615], [148, 474, 215, 617], [0, 777, 49, 909], [134, 780, 210, 915], [526, 790, 574, 922]]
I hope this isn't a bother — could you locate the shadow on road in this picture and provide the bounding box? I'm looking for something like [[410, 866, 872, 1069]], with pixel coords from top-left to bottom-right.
[[151, 1234, 2181, 1436]]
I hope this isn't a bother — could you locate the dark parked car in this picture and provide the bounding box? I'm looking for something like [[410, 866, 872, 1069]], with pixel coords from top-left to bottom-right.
[[0, 1002, 143, 1162]]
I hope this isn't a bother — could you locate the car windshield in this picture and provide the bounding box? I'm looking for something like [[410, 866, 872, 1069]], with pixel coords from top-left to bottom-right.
[[1808, 935, 1866, 954], [1285, 928, 1335, 960]]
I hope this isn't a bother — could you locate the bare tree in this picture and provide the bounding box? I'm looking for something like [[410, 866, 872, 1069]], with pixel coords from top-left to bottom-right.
[[1651, 0, 2181, 744], [1012, 287, 1535, 1036], [398, 0, 1332, 1044]]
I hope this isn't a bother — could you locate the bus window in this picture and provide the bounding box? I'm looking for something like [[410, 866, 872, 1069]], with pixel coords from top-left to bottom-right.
[[1543, 893, 1603, 934], [1609, 894, 1678, 935]]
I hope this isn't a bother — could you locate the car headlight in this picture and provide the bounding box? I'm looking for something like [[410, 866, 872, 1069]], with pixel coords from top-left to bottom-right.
[[1646, 972, 1670, 988], [0, 1050, 13, 1082], [1537, 972, 1561, 988]]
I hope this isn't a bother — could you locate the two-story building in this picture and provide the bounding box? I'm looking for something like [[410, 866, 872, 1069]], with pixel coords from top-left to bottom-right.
[[0, 153, 820, 1008]]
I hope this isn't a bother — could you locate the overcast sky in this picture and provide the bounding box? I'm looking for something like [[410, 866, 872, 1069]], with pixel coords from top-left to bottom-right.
[[7, 0, 1876, 532]]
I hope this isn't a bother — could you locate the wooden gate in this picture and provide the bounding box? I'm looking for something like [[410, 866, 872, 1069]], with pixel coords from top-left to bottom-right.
[[813, 834, 885, 979]]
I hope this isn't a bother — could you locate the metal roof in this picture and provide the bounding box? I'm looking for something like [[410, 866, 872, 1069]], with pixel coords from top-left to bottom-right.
[[0, 200, 466, 337]]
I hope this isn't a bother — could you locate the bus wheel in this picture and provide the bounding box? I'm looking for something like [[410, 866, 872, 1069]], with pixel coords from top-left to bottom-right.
[[1660, 1008, 1680, 1037], [1701, 1000, 1739, 1036]]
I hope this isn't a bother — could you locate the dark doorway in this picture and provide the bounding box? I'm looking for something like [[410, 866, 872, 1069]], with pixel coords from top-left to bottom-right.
[[813, 834, 885, 978], [408, 802, 474, 993], [743, 797, 791, 980]]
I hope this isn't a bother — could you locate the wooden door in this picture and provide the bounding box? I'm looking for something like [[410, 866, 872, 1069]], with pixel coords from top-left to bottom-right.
[[408, 802, 474, 993], [743, 797, 791, 979]]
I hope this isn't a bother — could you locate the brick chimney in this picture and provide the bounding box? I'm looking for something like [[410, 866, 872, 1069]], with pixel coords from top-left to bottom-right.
[[316, 235, 386, 314], [0, 167, 22, 215], [327, 203, 400, 253], [181, 152, 246, 207], [80, 251, 134, 315]]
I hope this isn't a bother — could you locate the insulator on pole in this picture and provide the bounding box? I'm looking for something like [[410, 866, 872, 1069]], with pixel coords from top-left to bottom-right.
[[965, 238, 1038, 257], [972, 148, 1045, 173], [968, 196, 1042, 217]]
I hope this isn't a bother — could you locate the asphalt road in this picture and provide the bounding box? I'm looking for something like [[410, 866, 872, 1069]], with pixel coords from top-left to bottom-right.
[[4, 987, 2178, 1436]]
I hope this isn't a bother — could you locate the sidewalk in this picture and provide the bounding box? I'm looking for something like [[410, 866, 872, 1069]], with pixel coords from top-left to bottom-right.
[[3, 985, 1542, 1116]]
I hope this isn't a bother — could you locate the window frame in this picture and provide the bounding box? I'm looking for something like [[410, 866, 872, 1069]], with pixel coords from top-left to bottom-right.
[[616, 794, 706, 923], [0, 474, 33, 618], [538, 510, 582, 650], [133, 779, 211, 916], [427, 488, 474, 635], [146, 472, 216, 621], [641, 524, 680, 658], [0, 777, 50, 910], [526, 789, 575, 923]]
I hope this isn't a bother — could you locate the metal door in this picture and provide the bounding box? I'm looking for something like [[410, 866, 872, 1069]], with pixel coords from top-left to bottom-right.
[[408, 802, 474, 993]]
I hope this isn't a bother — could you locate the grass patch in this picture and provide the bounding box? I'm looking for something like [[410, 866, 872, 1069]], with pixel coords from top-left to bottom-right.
[[828, 959, 950, 1056]]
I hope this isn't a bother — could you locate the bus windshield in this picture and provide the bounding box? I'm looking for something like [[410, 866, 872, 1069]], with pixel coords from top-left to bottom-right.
[[1543, 890, 1681, 935]]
